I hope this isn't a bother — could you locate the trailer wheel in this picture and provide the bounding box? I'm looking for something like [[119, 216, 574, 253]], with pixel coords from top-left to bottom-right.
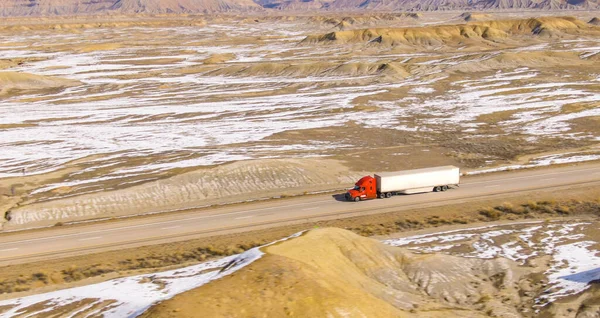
[[379, 193, 386, 199], [354, 196, 360, 202], [441, 185, 448, 192], [433, 186, 441, 192], [385, 192, 392, 198]]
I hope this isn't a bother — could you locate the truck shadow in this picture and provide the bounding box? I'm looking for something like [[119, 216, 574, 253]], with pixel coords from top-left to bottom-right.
[[332, 193, 352, 202]]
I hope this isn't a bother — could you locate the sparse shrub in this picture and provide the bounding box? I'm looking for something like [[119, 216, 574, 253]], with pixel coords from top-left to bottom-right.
[[54, 222, 64, 227], [31, 272, 48, 284], [395, 219, 407, 229], [495, 202, 514, 213], [556, 205, 570, 215], [358, 225, 376, 236], [452, 218, 468, 224], [13, 284, 29, 293], [198, 245, 226, 256], [479, 207, 502, 220], [426, 216, 451, 225], [526, 201, 538, 210], [225, 246, 244, 255], [509, 206, 526, 215], [541, 205, 555, 214], [426, 216, 440, 225], [538, 199, 556, 206], [409, 219, 422, 226], [395, 219, 424, 230]]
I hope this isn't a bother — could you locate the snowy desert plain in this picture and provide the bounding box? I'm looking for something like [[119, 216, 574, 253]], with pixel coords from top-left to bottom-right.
[[1, 11, 600, 318], [0, 12, 600, 229]]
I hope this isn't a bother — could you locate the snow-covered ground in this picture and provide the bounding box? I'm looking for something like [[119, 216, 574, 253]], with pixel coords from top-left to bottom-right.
[[466, 152, 600, 175], [385, 220, 600, 307], [0, 231, 303, 318], [1, 24, 599, 191]]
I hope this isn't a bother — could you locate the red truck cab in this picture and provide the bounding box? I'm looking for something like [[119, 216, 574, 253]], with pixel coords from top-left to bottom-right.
[[345, 176, 378, 201]]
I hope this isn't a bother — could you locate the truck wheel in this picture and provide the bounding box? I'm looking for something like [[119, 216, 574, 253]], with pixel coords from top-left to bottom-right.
[[441, 185, 448, 192], [354, 196, 360, 202], [433, 186, 441, 192], [379, 193, 385, 199], [385, 192, 392, 198]]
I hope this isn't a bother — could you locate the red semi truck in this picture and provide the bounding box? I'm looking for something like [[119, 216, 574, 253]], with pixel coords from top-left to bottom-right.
[[345, 166, 460, 202]]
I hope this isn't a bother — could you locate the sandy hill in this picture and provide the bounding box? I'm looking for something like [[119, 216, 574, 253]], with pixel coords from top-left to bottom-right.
[[302, 14, 422, 30], [200, 60, 410, 78], [140, 228, 526, 317], [449, 51, 594, 73], [0, 72, 80, 96], [303, 17, 590, 47], [460, 12, 493, 21]]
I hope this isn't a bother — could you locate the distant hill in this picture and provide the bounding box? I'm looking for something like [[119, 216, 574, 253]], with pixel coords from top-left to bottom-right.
[[0, 0, 598, 16], [0, 0, 260, 17], [257, 0, 599, 11]]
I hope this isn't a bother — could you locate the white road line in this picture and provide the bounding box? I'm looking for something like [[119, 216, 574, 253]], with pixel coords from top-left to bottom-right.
[[234, 216, 254, 220], [0, 248, 18, 252], [160, 226, 181, 230], [484, 185, 501, 188], [78, 236, 102, 241], [0, 201, 330, 246]]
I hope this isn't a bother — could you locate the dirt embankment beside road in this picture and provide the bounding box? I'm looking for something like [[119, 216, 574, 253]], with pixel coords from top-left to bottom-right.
[[1, 158, 363, 230]]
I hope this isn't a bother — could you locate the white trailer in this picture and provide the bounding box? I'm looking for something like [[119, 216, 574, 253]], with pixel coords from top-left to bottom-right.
[[375, 166, 460, 197]]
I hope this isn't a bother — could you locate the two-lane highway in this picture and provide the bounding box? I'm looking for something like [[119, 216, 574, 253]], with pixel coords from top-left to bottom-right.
[[1, 163, 600, 265]]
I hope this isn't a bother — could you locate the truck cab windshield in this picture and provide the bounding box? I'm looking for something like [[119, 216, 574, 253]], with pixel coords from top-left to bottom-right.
[[353, 185, 361, 191]]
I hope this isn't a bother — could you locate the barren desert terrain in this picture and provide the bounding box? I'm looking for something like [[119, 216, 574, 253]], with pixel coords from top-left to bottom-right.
[[2, 216, 600, 317], [1, 12, 600, 230], [0, 10, 600, 317]]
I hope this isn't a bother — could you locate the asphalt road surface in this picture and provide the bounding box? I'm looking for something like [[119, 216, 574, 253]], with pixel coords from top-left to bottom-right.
[[1, 163, 600, 265]]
